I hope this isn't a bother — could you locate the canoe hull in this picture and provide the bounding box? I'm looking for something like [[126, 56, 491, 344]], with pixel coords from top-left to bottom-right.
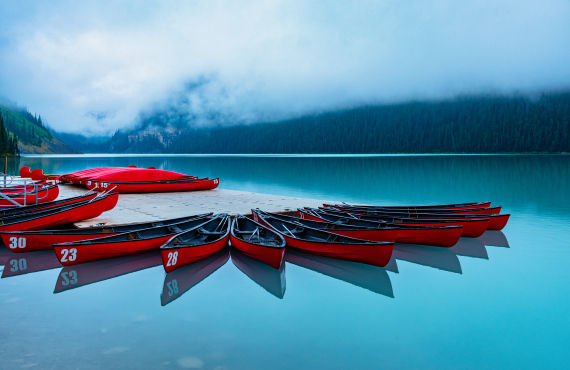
[[299, 208, 463, 247], [280, 234, 393, 267], [487, 214, 510, 230], [395, 227, 463, 247], [0, 185, 59, 207], [315, 228, 398, 243], [87, 178, 219, 193], [395, 219, 489, 238], [0, 194, 115, 232], [230, 235, 285, 269], [161, 235, 229, 273]]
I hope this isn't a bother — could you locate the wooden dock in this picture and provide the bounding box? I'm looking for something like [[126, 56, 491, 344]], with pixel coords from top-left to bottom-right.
[[49, 184, 328, 227]]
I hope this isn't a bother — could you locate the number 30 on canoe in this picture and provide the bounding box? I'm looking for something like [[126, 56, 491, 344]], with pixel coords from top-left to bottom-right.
[[9, 237, 26, 249]]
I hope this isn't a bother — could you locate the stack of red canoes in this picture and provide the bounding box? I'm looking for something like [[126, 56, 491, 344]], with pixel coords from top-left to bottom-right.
[[19, 166, 219, 193], [56, 166, 219, 193]]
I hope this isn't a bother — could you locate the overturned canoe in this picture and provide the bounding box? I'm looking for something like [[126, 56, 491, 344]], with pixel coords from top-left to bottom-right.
[[86, 177, 220, 193], [60, 167, 193, 184]]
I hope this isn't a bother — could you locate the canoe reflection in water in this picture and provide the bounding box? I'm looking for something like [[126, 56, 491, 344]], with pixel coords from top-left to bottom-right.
[[285, 248, 395, 298], [479, 231, 510, 248], [160, 248, 229, 306], [393, 244, 462, 274], [0, 246, 14, 268], [54, 250, 162, 293], [450, 237, 489, 259], [231, 249, 286, 299], [2, 250, 62, 278]]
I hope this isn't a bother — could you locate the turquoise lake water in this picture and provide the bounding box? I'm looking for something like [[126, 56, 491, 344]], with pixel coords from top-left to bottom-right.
[[1, 154, 568, 369]]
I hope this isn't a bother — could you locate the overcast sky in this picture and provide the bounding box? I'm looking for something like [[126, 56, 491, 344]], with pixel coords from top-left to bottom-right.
[[1, 0, 569, 135]]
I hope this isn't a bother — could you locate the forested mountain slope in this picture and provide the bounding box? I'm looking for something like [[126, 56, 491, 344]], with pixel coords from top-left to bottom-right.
[[0, 104, 77, 154], [103, 91, 570, 154]]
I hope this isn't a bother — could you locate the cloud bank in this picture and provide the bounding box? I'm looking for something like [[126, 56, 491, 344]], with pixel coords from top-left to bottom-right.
[[0, 0, 569, 134]]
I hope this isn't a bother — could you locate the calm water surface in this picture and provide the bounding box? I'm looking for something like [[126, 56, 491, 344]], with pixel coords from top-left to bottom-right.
[[1, 155, 568, 369]]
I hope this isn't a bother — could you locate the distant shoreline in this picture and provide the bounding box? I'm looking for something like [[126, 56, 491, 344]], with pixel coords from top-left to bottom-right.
[[20, 153, 570, 158]]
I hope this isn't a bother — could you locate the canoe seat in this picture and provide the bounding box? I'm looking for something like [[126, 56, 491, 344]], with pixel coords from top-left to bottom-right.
[[285, 227, 303, 234], [235, 230, 256, 235], [198, 228, 225, 235], [168, 226, 183, 233], [325, 233, 340, 242], [127, 232, 140, 240]]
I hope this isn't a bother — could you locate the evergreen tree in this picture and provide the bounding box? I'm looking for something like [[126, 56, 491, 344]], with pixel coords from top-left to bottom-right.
[[0, 114, 7, 154]]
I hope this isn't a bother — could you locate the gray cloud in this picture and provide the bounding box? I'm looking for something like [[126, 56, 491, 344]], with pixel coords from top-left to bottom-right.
[[0, 0, 569, 135]]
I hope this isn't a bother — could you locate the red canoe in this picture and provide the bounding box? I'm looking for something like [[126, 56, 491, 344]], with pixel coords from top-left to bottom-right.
[[0, 192, 99, 217], [254, 210, 399, 242], [60, 166, 193, 184], [485, 214, 510, 230], [230, 215, 286, 269], [254, 211, 394, 267], [324, 201, 492, 211], [160, 215, 231, 273], [0, 213, 212, 252], [0, 193, 118, 233], [315, 207, 489, 237], [326, 204, 502, 215], [298, 208, 463, 247], [53, 214, 214, 266], [0, 181, 47, 193], [19, 166, 33, 178], [86, 178, 219, 194], [0, 184, 60, 207]]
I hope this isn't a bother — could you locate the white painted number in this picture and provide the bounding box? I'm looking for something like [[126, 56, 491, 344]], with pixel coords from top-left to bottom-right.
[[166, 251, 178, 267], [61, 270, 78, 286], [167, 279, 179, 297], [8, 237, 26, 249], [60, 248, 78, 262]]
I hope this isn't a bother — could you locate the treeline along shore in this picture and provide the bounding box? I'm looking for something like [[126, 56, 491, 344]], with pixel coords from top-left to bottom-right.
[[108, 91, 570, 154], [3, 90, 570, 154]]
